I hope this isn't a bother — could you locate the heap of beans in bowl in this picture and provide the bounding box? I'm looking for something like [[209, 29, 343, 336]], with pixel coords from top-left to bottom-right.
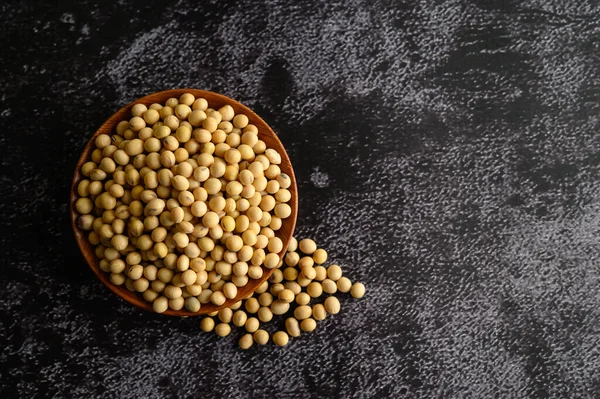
[[74, 92, 365, 348]]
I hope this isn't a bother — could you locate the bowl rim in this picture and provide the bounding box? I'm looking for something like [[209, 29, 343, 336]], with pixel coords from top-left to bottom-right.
[[70, 89, 298, 316]]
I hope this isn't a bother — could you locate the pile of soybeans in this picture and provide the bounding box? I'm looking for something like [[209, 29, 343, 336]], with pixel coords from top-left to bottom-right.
[[73, 92, 365, 348], [200, 236, 365, 348]]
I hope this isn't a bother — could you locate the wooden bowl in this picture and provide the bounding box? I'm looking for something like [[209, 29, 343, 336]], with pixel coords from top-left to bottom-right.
[[70, 89, 297, 316]]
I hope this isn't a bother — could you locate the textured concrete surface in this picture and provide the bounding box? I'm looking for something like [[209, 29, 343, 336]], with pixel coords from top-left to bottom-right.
[[2, 0, 600, 397]]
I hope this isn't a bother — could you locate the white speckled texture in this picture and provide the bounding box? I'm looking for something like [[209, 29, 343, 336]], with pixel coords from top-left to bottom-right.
[[2, 0, 600, 397]]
